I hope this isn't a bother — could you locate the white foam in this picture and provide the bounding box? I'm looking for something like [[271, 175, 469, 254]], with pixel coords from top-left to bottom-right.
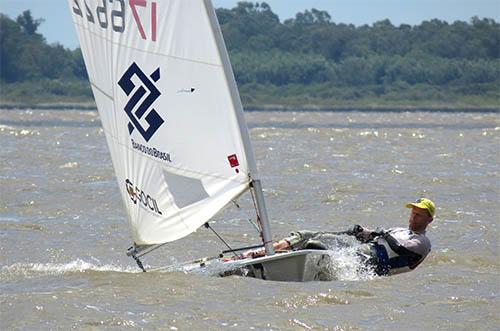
[[324, 245, 377, 281], [2, 259, 142, 277], [2, 245, 376, 281], [305, 234, 378, 281], [59, 162, 79, 169]]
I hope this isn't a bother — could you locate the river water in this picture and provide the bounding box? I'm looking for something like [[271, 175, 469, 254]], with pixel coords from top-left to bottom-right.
[[0, 109, 498, 330]]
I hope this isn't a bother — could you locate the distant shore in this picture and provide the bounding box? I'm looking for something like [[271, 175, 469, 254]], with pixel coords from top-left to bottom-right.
[[1, 102, 498, 113]]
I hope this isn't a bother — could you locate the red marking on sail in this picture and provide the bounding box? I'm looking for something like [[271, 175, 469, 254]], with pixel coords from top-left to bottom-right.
[[228, 154, 239, 168], [151, 1, 157, 42], [130, 0, 147, 40]]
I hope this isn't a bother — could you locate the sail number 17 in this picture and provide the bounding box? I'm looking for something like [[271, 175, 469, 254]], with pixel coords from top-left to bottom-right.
[[72, 0, 157, 41]]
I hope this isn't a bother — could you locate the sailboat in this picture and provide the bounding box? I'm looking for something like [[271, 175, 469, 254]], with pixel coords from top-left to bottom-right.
[[68, 0, 330, 281]]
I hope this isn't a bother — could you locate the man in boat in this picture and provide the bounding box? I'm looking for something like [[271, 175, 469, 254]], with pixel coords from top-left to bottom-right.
[[240, 198, 435, 276]]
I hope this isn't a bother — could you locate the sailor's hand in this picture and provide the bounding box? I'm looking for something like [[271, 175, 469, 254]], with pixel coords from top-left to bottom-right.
[[347, 224, 364, 235], [348, 224, 378, 243], [371, 227, 386, 238], [358, 228, 386, 243]]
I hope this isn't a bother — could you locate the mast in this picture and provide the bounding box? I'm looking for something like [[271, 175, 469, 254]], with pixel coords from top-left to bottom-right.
[[204, 0, 275, 255], [251, 179, 275, 255]]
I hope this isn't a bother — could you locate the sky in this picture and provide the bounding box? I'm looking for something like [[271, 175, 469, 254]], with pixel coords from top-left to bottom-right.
[[1, 0, 499, 49]]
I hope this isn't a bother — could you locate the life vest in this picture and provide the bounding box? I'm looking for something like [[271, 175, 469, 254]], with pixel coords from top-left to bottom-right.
[[370, 235, 426, 276]]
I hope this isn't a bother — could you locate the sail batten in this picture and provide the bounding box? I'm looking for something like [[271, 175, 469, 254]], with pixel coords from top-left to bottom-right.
[[74, 20, 227, 68], [90, 82, 114, 100], [69, 0, 255, 245]]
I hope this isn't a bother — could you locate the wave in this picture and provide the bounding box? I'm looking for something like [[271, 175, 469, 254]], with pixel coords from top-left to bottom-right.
[[323, 247, 377, 281], [2, 241, 379, 282], [1, 259, 142, 278]]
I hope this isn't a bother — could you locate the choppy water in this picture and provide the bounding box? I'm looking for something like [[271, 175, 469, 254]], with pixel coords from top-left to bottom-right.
[[0, 109, 498, 330]]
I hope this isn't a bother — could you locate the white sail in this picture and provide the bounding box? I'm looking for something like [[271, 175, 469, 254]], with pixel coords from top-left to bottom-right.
[[68, 0, 258, 245]]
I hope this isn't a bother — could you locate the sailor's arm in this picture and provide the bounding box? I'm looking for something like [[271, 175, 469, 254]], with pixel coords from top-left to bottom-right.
[[347, 224, 383, 242], [239, 231, 314, 259], [240, 237, 294, 259]]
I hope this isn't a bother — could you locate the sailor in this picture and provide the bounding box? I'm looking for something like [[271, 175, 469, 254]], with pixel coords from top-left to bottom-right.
[[350, 198, 435, 275], [244, 198, 435, 276]]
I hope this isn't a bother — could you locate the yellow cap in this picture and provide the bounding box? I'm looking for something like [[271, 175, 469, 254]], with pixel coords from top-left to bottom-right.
[[405, 198, 436, 217]]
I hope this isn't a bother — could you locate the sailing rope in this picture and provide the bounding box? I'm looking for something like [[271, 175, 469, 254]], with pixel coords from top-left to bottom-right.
[[204, 222, 240, 257], [135, 242, 169, 258], [246, 218, 261, 234], [127, 240, 174, 272]]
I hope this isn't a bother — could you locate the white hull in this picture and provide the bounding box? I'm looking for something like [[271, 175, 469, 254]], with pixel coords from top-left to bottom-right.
[[174, 250, 333, 282], [226, 250, 333, 281]]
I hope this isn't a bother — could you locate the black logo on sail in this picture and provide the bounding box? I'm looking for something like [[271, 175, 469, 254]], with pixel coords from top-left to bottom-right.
[[125, 179, 163, 215], [118, 62, 163, 142]]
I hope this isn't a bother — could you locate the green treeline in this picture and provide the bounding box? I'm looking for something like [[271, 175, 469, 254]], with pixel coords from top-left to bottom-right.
[[1, 3, 499, 108], [221, 3, 500, 108], [0, 10, 91, 103]]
